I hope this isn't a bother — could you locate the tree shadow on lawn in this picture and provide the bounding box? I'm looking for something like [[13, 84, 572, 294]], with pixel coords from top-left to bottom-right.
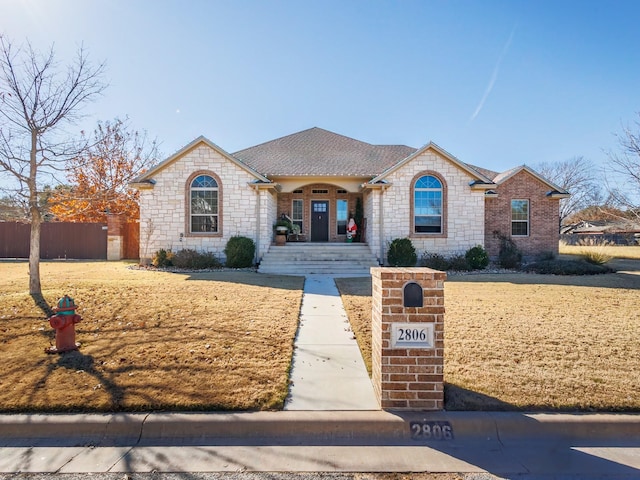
[[445, 383, 516, 411], [181, 271, 305, 291]]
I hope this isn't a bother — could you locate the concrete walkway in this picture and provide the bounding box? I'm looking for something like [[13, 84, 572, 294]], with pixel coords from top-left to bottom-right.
[[285, 275, 378, 411]]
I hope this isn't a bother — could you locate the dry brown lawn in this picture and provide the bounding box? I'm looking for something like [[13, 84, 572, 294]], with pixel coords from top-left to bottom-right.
[[336, 266, 640, 412], [0, 261, 304, 412], [559, 243, 640, 260]]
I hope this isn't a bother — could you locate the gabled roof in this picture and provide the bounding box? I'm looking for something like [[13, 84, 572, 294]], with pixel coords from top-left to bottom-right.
[[131, 135, 270, 185], [370, 141, 495, 185], [233, 127, 416, 177], [492, 165, 569, 195]]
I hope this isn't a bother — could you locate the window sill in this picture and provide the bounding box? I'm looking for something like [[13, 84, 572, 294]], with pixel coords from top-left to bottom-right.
[[185, 232, 223, 238]]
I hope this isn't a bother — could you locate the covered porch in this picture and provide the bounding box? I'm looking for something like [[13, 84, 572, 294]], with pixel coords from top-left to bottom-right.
[[275, 182, 365, 244]]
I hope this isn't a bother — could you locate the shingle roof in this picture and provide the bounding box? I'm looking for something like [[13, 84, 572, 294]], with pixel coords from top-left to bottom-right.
[[232, 127, 416, 177]]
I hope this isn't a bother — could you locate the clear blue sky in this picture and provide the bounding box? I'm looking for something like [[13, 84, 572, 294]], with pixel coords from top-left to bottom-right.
[[2, 0, 640, 175]]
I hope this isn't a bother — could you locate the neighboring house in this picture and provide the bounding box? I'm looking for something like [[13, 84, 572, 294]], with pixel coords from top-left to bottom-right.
[[130, 127, 569, 264], [561, 220, 640, 245]]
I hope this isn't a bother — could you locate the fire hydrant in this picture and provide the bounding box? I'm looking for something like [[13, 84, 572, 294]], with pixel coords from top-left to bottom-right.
[[45, 295, 82, 354]]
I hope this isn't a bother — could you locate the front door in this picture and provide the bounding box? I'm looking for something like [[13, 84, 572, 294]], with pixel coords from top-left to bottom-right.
[[311, 201, 329, 242]]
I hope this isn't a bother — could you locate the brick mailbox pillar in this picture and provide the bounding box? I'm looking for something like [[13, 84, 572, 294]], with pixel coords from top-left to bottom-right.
[[371, 267, 446, 411]]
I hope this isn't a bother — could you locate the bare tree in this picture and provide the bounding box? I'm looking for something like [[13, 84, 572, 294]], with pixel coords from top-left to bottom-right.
[[535, 156, 602, 228], [606, 113, 640, 221], [0, 36, 106, 295]]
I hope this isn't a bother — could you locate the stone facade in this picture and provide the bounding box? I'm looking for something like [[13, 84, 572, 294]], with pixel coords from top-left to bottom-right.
[[371, 267, 445, 410], [373, 150, 486, 263], [138, 144, 270, 263], [133, 133, 565, 265], [485, 170, 561, 259]]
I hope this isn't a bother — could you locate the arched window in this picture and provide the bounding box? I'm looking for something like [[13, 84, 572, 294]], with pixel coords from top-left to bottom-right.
[[413, 174, 443, 234], [190, 174, 219, 233]]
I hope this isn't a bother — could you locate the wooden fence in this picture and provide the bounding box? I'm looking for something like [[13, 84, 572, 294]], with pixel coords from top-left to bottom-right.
[[122, 221, 140, 259], [0, 222, 108, 259]]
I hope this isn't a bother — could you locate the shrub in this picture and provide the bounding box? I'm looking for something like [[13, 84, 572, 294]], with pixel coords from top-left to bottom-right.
[[523, 259, 613, 275], [448, 254, 472, 271], [497, 234, 522, 269], [536, 250, 556, 261], [387, 238, 417, 267], [421, 252, 450, 271], [224, 236, 256, 268], [172, 249, 222, 269], [152, 249, 174, 267], [581, 249, 613, 265], [464, 245, 489, 270]]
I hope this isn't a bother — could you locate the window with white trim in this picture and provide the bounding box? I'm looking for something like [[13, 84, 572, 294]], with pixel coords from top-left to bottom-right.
[[336, 199, 348, 235], [414, 175, 443, 233], [190, 174, 219, 233], [511, 199, 529, 236], [292, 199, 303, 232]]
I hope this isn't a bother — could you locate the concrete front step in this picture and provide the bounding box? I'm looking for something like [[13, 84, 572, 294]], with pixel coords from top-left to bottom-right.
[[258, 243, 379, 275]]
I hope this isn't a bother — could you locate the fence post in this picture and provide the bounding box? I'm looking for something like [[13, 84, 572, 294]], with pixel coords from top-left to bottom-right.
[[106, 214, 125, 261]]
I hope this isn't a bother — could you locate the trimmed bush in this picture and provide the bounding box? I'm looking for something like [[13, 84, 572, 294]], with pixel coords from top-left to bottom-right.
[[152, 249, 174, 268], [421, 252, 450, 271], [224, 236, 256, 268], [172, 249, 222, 269], [465, 245, 489, 270], [387, 238, 417, 267], [523, 259, 613, 275]]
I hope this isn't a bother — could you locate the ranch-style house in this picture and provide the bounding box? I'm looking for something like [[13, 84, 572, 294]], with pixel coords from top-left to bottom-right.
[[130, 127, 569, 267]]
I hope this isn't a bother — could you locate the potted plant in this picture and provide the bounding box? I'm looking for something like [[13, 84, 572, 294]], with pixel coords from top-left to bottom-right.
[[274, 218, 292, 234]]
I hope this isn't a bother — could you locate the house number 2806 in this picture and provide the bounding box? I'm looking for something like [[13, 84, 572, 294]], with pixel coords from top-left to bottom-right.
[[410, 421, 454, 441], [391, 323, 434, 348], [397, 328, 427, 342]]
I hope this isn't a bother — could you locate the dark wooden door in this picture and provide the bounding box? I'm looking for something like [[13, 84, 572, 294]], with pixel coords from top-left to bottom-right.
[[311, 201, 329, 242]]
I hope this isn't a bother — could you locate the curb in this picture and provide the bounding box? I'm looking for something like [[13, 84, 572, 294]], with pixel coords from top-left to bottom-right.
[[1, 411, 639, 447]]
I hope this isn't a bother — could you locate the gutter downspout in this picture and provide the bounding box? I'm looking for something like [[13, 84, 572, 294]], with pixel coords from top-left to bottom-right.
[[379, 188, 385, 264], [255, 187, 261, 264]]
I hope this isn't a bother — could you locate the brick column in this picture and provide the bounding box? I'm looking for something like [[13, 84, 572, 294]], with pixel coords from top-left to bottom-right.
[[371, 267, 446, 411], [106, 214, 125, 261]]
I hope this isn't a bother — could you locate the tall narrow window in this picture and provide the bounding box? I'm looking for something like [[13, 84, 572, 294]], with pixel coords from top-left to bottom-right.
[[336, 199, 348, 235], [511, 199, 529, 236], [292, 199, 303, 232], [414, 175, 442, 233], [190, 174, 218, 233]]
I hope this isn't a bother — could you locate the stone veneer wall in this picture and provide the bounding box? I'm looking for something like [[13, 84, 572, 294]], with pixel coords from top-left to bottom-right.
[[484, 170, 561, 259], [138, 144, 266, 263], [380, 151, 485, 263], [371, 267, 445, 410]]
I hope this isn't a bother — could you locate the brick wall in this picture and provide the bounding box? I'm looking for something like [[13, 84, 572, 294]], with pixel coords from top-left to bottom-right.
[[277, 184, 362, 243], [484, 170, 561, 259], [371, 267, 445, 411]]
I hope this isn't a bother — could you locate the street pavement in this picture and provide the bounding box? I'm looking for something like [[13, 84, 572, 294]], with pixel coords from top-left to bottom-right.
[[1, 274, 639, 478]]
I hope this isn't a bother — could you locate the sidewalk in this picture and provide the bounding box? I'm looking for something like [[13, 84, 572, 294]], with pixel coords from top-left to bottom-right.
[[1, 411, 639, 475], [285, 275, 378, 410]]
